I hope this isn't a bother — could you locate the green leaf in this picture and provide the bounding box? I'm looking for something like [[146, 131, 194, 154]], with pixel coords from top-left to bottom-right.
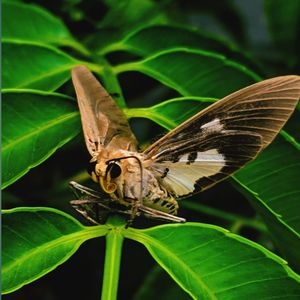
[[85, 2, 170, 55], [2, 207, 108, 294], [86, 28, 125, 56], [2, 41, 80, 91], [2, 1, 85, 53], [238, 137, 300, 232], [126, 223, 300, 300], [3, 209, 300, 297], [235, 136, 300, 271], [114, 48, 261, 98], [98, 25, 261, 74], [264, 0, 300, 62], [2, 90, 80, 189], [105, 25, 237, 55]]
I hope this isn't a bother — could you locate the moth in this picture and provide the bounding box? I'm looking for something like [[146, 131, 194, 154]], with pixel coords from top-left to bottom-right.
[[71, 65, 300, 225]]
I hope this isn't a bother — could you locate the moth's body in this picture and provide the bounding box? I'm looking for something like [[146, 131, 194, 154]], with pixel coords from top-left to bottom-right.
[[71, 65, 300, 224], [93, 148, 178, 214]]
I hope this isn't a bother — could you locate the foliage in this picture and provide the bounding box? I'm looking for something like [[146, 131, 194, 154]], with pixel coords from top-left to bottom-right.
[[2, 1, 300, 299]]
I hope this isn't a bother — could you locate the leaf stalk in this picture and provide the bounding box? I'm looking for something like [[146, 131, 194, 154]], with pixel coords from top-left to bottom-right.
[[101, 218, 125, 300]]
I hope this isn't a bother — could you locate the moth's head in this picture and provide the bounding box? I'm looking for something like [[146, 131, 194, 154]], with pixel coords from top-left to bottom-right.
[[87, 159, 122, 194], [87, 151, 143, 197]]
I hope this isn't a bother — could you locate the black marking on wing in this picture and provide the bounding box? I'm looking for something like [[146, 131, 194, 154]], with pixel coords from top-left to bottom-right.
[[161, 168, 169, 179], [153, 126, 224, 163], [151, 129, 262, 197], [192, 131, 262, 194], [187, 152, 197, 164]]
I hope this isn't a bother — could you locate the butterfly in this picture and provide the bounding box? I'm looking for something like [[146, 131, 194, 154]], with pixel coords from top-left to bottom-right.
[[70, 65, 300, 225]]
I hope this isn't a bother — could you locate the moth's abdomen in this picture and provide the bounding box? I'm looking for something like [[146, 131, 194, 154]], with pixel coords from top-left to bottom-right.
[[141, 168, 179, 215], [143, 196, 179, 215]]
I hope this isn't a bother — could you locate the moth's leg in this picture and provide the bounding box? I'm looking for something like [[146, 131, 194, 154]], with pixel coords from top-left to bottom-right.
[[70, 182, 136, 225], [70, 198, 136, 225], [139, 205, 186, 223], [70, 199, 111, 211], [125, 200, 140, 228], [70, 199, 104, 224], [69, 181, 185, 224], [69, 181, 104, 199]]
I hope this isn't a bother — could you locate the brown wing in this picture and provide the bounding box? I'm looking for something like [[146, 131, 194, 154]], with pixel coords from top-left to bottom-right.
[[71, 65, 137, 158], [143, 76, 300, 197]]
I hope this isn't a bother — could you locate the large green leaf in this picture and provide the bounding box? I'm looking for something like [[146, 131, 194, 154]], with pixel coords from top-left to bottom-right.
[[126, 96, 300, 271], [86, 5, 170, 56], [235, 136, 300, 271], [2, 207, 108, 294], [97, 25, 261, 74], [3, 209, 300, 298], [2, 1, 85, 53], [100, 25, 236, 55], [238, 137, 300, 231], [2, 41, 80, 91], [114, 48, 260, 98], [2, 90, 80, 189], [126, 223, 300, 300]]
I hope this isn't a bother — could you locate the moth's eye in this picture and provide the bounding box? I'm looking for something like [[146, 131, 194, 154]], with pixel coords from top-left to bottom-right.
[[87, 161, 99, 183], [106, 162, 122, 179], [87, 160, 97, 176]]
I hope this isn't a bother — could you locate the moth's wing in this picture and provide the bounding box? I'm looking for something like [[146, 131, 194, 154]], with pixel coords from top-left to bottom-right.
[[148, 131, 263, 197], [71, 65, 137, 158], [144, 75, 300, 197]]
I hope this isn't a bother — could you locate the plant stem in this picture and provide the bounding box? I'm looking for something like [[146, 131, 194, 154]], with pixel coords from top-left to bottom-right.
[[101, 218, 124, 300], [182, 201, 267, 232]]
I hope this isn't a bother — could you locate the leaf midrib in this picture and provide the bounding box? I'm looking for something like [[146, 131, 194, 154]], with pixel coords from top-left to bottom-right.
[[15, 64, 75, 88], [2, 224, 107, 274], [2, 111, 79, 152]]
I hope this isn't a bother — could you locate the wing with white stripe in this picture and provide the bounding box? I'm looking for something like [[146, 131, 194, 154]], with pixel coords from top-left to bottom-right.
[[144, 76, 300, 197], [150, 131, 262, 196], [154, 149, 225, 196]]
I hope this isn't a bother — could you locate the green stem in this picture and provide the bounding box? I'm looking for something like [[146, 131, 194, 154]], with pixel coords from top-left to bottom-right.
[[65, 39, 91, 57], [97, 41, 129, 56], [230, 220, 244, 233], [182, 201, 267, 233], [280, 129, 300, 150], [112, 61, 139, 75], [101, 218, 125, 300]]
